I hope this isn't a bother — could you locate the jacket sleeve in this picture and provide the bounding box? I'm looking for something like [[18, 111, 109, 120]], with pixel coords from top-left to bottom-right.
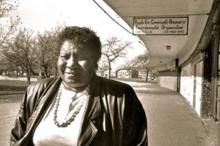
[[10, 86, 32, 146], [10, 80, 47, 146], [122, 86, 148, 146]]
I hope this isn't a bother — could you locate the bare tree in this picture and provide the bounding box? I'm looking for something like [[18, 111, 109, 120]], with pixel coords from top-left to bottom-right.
[[36, 26, 63, 78], [0, 0, 19, 74], [3, 28, 36, 84], [0, 0, 19, 47], [0, 53, 17, 75], [101, 37, 132, 79], [98, 57, 108, 77], [124, 53, 150, 81]]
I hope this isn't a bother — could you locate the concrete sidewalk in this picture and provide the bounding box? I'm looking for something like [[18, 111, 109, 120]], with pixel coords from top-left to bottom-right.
[[123, 80, 209, 146]]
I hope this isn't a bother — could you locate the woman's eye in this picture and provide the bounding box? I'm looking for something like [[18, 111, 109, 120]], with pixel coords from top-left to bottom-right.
[[78, 55, 88, 61], [60, 54, 69, 59]]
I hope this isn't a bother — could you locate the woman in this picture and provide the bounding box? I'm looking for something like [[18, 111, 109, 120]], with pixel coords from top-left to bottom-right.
[[10, 26, 148, 146]]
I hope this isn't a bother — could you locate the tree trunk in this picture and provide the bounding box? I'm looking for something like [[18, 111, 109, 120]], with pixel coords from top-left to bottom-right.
[[54, 65, 58, 76], [26, 66, 31, 84], [27, 75, 31, 84], [145, 70, 149, 82], [115, 70, 118, 78], [108, 67, 111, 79], [108, 61, 111, 79], [16, 66, 19, 77]]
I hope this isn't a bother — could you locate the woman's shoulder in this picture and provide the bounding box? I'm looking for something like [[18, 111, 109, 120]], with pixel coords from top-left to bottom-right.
[[98, 76, 131, 87], [26, 77, 59, 95], [24, 77, 60, 106], [96, 76, 134, 95], [96, 76, 144, 110], [29, 77, 57, 88]]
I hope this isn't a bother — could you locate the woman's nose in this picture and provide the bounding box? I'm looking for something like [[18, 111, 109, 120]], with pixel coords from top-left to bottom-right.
[[66, 55, 79, 67]]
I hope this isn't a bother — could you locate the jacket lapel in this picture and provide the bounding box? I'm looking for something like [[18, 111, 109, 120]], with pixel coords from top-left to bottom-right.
[[26, 77, 61, 135], [78, 76, 103, 146], [78, 95, 102, 146]]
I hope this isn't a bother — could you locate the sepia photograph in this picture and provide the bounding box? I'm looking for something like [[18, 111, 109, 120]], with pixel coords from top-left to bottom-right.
[[0, 0, 220, 146]]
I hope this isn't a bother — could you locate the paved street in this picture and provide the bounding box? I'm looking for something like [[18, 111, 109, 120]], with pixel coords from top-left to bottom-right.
[[0, 80, 209, 146]]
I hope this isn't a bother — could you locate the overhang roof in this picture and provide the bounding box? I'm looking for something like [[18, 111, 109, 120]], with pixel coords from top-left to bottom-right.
[[101, 0, 214, 71]]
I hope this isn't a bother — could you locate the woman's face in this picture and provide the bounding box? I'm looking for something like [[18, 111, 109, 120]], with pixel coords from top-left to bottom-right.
[[57, 40, 96, 89]]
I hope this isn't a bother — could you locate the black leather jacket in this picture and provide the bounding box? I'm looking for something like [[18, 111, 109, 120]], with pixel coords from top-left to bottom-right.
[[10, 75, 148, 146]]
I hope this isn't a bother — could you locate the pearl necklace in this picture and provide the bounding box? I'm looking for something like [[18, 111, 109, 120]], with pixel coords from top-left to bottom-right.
[[53, 86, 85, 127]]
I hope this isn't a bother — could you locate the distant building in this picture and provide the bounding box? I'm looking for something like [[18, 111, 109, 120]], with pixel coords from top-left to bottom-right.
[[117, 69, 130, 78], [116, 69, 139, 79]]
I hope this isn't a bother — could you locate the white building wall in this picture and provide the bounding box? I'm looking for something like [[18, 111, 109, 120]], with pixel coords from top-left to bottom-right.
[[159, 76, 177, 91], [195, 76, 202, 116], [194, 61, 203, 116], [180, 61, 203, 116], [180, 76, 194, 107]]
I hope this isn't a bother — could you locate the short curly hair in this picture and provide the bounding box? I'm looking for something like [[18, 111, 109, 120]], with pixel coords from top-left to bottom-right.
[[58, 26, 102, 68]]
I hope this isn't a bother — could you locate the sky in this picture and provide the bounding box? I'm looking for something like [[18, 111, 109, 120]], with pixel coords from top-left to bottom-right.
[[16, 0, 147, 69]]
